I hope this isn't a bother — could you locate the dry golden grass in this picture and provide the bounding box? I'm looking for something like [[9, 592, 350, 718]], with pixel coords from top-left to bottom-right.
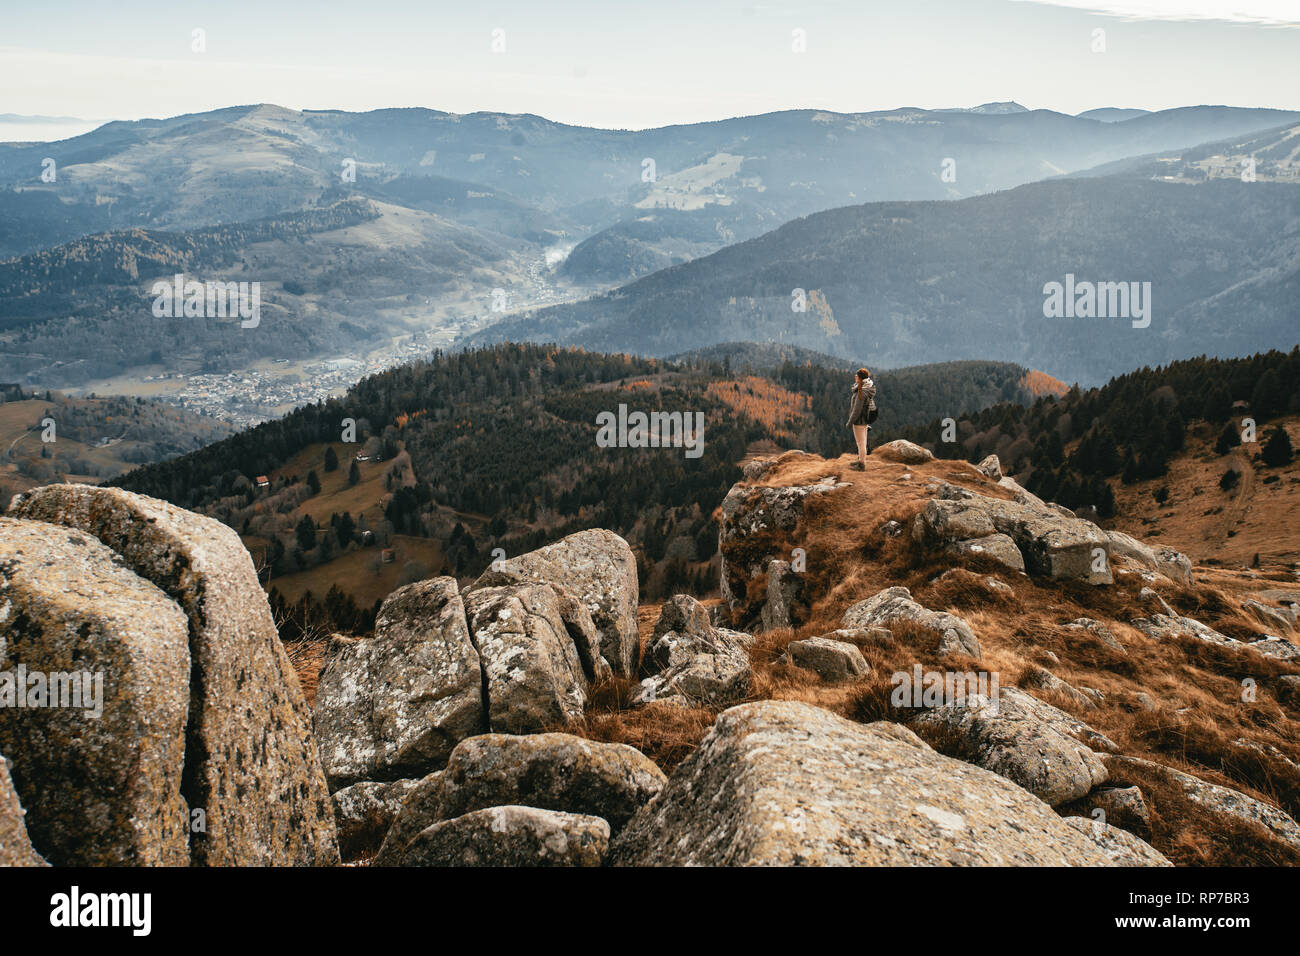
[[284, 632, 330, 710]]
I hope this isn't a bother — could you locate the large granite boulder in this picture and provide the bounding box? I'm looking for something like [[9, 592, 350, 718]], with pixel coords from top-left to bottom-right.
[[464, 584, 588, 733], [842, 586, 982, 660], [375, 732, 663, 865], [718, 476, 848, 625], [638, 595, 752, 706], [1130, 613, 1240, 649], [471, 529, 639, 677], [1104, 754, 1300, 853], [759, 559, 804, 631], [331, 777, 420, 860], [1062, 816, 1171, 865], [0, 517, 191, 866], [314, 577, 485, 788], [0, 756, 46, 867], [1106, 531, 1194, 588], [435, 733, 665, 832], [372, 771, 447, 866], [912, 489, 1111, 585], [876, 440, 934, 464], [1077, 784, 1154, 840], [788, 636, 870, 682], [997, 476, 1048, 509], [609, 701, 1153, 866], [909, 687, 1114, 806], [1241, 600, 1295, 633], [1250, 635, 1300, 662], [975, 454, 1003, 481], [946, 533, 1026, 573], [400, 805, 609, 867], [8, 484, 339, 866]]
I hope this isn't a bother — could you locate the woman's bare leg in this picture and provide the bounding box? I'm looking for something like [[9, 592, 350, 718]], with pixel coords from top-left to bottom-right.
[[853, 425, 868, 466]]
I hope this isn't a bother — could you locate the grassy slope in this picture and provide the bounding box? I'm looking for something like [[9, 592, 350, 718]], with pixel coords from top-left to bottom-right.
[[1107, 415, 1300, 566], [570, 449, 1300, 866]]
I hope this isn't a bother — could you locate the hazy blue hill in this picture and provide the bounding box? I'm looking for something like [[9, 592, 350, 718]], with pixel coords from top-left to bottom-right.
[[465, 175, 1300, 385], [1077, 108, 1151, 123]]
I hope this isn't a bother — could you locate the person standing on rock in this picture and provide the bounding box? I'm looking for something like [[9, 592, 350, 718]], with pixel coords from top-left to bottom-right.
[[846, 367, 877, 470]]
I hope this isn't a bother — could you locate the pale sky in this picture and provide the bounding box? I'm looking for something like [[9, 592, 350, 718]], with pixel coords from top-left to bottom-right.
[[2, 0, 1297, 131]]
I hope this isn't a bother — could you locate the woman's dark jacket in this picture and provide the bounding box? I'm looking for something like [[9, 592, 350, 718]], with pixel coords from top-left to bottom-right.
[[847, 379, 876, 427]]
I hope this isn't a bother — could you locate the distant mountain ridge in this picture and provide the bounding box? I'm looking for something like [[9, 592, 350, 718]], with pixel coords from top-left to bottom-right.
[[4, 101, 1299, 390], [1077, 108, 1152, 123], [465, 172, 1300, 385]]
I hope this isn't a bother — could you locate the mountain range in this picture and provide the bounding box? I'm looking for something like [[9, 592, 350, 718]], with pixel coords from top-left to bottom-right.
[[0, 102, 1297, 394], [468, 124, 1300, 384]]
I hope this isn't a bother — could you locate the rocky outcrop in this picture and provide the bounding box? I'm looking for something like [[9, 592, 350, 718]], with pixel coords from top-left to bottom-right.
[[1080, 785, 1154, 840], [1062, 817, 1171, 866], [876, 440, 934, 464], [842, 586, 981, 659], [609, 701, 1155, 866], [997, 475, 1048, 509], [0, 518, 191, 866], [372, 771, 445, 865], [1250, 635, 1300, 661], [314, 577, 485, 788], [976, 454, 1003, 481], [788, 636, 870, 682], [1105, 531, 1194, 588], [0, 756, 46, 867], [638, 595, 752, 706], [718, 476, 848, 625], [8, 484, 339, 866], [1020, 666, 1097, 711], [912, 485, 1111, 584], [1063, 617, 1126, 653], [910, 687, 1113, 806], [1104, 754, 1300, 853], [331, 778, 420, 859], [947, 533, 1026, 573], [470, 529, 639, 677], [1242, 600, 1295, 633], [400, 805, 609, 867], [759, 559, 804, 631], [1130, 613, 1240, 649], [375, 732, 663, 865], [464, 584, 588, 734]]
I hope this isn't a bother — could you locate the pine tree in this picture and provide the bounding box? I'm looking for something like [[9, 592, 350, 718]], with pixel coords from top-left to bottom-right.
[[1201, 382, 1232, 423], [1215, 422, 1241, 455], [348, 460, 361, 486], [1096, 479, 1116, 519], [1262, 426, 1293, 467], [336, 511, 355, 547], [324, 446, 339, 472], [1046, 431, 1065, 467], [1121, 454, 1139, 485], [307, 470, 321, 494], [295, 515, 317, 552], [1251, 369, 1284, 421]]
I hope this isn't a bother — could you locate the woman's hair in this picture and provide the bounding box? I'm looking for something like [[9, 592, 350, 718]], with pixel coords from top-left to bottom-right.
[[854, 367, 870, 395]]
